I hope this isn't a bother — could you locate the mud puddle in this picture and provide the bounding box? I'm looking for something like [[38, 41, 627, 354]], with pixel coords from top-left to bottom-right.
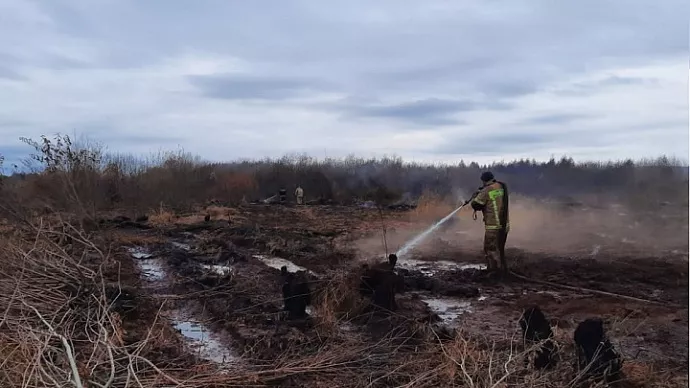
[[128, 247, 165, 281], [170, 310, 238, 365], [253, 254, 319, 276], [128, 246, 153, 259], [422, 297, 473, 325], [171, 241, 192, 251], [200, 264, 234, 276], [129, 245, 239, 366], [399, 258, 486, 276], [138, 259, 165, 281]]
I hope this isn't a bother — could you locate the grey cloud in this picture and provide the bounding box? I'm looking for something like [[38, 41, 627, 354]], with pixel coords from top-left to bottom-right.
[[518, 113, 593, 126], [363, 60, 541, 101], [433, 132, 565, 155], [348, 98, 464, 125], [480, 79, 540, 98], [598, 76, 658, 87], [188, 74, 333, 101], [343, 98, 510, 126], [33, 0, 689, 98], [97, 133, 186, 146], [0, 57, 26, 81], [0, 0, 687, 162], [555, 76, 660, 96], [0, 118, 32, 128], [0, 66, 25, 81]]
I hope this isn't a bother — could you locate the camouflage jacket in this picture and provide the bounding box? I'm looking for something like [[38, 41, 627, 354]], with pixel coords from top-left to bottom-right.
[[471, 180, 509, 231]]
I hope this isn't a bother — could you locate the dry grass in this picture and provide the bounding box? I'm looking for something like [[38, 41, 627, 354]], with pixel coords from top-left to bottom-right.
[[147, 203, 177, 226], [311, 270, 367, 333], [0, 136, 685, 387], [174, 214, 206, 225], [413, 192, 456, 222], [148, 205, 244, 226], [206, 205, 238, 220], [0, 211, 683, 387]]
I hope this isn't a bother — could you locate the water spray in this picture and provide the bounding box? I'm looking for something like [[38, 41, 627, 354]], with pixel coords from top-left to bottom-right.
[[395, 203, 469, 259]]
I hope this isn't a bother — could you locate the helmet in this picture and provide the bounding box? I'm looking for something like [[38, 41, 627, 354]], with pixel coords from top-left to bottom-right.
[[480, 171, 495, 182]]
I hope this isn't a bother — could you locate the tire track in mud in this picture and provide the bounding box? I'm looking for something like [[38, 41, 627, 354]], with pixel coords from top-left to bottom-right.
[[127, 244, 240, 369], [125, 215, 688, 378], [127, 234, 351, 370], [131, 227, 477, 369]]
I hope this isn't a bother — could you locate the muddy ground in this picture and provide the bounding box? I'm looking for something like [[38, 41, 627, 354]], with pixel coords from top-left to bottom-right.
[[107, 203, 688, 387]]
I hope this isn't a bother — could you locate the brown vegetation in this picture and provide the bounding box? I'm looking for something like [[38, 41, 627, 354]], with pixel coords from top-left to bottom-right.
[[0, 133, 686, 387]]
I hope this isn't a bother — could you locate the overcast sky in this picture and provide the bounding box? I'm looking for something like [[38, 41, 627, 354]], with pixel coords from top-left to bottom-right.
[[1, 0, 688, 168]]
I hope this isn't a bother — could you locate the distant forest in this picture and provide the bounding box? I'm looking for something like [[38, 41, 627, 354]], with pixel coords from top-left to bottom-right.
[[0, 134, 687, 216]]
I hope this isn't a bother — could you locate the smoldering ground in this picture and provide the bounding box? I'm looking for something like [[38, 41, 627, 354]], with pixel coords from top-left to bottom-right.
[[354, 194, 689, 261]]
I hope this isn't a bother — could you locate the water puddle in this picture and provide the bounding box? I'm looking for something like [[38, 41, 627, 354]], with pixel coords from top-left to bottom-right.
[[399, 258, 486, 276], [200, 264, 234, 276], [253, 255, 319, 276], [172, 241, 192, 251], [360, 201, 376, 208], [590, 245, 601, 257], [423, 297, 473, 324], [130, 244, 238, 367], [171, 312, 237, 365], [536, 290, 562, 298], [128, 246, 165, 281], [127, 246, 153, 259], [138, 259, 165, 281]]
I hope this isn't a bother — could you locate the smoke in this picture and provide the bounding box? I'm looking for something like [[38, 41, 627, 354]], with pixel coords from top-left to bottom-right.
[[354, 194, 689, 261]]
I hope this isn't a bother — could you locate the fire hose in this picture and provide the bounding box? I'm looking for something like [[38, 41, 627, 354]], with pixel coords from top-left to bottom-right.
[[462, 187, 482, 221]]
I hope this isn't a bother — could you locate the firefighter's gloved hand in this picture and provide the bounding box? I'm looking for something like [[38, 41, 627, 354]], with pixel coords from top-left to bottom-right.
[[472, 210, 478, 220]]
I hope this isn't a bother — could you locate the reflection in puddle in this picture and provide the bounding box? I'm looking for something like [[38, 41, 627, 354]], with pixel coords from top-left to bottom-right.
[[137, 259, 165, 281], [201, 264, 234, 276], [590, 245, 601, 257], [253, 255, 319, 276], [171, 241, 192, 251], [536, 290, 561, 298], [399, 258, 486, 276], [127, 246, 153, 259], [130, 244, 238, 367], [171, 314, 236, 364], [128, 247, 165, 280], [423, 298, 473, 323]]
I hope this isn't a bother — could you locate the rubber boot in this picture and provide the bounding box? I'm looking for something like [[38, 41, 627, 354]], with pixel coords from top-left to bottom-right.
[[485, 255, 496, 271], [500, 260, 508, 278], [499, 249, 508, 279]]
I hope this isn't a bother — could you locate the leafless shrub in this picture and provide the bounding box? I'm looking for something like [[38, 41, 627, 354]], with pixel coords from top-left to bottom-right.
[[1, 134, 687, 221]]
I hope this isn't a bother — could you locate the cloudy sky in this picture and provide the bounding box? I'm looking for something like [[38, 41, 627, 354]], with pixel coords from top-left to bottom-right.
[[0, 0, 688, 168]]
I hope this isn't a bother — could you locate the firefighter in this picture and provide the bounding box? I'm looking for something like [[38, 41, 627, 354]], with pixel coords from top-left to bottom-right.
[[295, 185, 304, 205], [470, 171, 510, 275]]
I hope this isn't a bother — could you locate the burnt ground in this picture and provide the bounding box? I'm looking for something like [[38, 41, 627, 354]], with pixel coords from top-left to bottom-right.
[[107, 204, 688, 387]]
